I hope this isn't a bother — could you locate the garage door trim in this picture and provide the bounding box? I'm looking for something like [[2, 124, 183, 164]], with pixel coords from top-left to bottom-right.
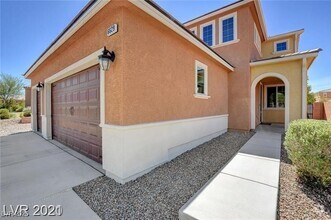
[[36, 48, 106, 140]]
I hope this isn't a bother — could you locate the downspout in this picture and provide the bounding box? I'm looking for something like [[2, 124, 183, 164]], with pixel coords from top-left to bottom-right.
[[302, 57, 307, 118]]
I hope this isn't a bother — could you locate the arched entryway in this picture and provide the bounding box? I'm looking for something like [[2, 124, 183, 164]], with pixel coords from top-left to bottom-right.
[[251, 72, 290, 130]]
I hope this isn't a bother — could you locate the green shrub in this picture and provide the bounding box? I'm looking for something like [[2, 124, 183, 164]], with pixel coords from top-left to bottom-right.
[[11, 104, 20, 112], [9, 113, 16, 118], [23, 109, 31, 117], [0, 109, 10, 119], [284, 119, 331, 186], [15, 106, 24, 112]]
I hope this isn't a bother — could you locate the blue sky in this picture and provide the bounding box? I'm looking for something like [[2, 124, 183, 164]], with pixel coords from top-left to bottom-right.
[[1, 0, 330, 92]]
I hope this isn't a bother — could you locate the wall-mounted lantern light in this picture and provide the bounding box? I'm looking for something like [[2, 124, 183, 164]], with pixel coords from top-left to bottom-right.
[[36, 82, 44, 92], [98, 46, 115, 71]]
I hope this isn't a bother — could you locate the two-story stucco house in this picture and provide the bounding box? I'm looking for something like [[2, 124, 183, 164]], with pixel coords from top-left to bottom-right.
[[24, 0, 321, 183], [316, 88, 331, 102]]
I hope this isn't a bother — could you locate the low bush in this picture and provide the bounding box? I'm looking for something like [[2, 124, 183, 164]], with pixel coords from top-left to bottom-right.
[[23, 109, 31, 117], [284, 119, 331, 186], [0, 109, 10, 119], [15, 106, 24, 112], [9, 113, 16, 118], [11, 104, 20, 112]]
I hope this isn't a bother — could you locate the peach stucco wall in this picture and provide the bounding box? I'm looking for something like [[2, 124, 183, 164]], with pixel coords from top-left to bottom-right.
[[120, 4, 229, 125], [185, 3, 262, 131], [28, 0, 126, 125], [27, 0, 229, 126]]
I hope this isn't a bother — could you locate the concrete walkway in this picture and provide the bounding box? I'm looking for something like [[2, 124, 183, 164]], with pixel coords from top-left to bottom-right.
[[179, 125, 283, 220], [0, 132, 102, 219]]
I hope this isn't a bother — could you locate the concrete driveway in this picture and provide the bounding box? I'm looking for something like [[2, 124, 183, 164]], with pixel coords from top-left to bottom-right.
[[0, 132, 102, 219]]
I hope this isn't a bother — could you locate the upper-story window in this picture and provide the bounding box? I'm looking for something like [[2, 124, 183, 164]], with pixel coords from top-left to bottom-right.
[[190, 27, 197, 35], [274, 39, 289, 53], [219, 12, 237, 44], [323, 92, 327, 98], [200, 21, 215, 46], [254, 23, 261, 54]]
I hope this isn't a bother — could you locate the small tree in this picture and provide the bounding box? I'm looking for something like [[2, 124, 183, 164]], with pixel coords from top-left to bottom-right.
[[307, 84, 315, 104], [307, 78, 315, 104], [0, 73, 24, 109]]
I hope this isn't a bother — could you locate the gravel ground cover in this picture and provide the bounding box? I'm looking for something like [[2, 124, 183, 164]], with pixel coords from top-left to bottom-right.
[[278, 135, 331, 220], [0, 118, 31, 137], [74, 131, 254, 219]]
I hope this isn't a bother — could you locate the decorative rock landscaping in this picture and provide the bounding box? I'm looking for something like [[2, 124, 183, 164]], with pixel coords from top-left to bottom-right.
[[74, 131, 254, 219], [0, 118, 31, 137]]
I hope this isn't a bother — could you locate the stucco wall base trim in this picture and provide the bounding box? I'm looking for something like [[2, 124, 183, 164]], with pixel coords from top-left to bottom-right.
[[101, 115, 228, 184]]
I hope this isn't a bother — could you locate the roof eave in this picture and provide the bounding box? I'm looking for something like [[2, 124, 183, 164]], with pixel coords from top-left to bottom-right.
[[253, 0, 267, 40], [130, 0, 234, 72], [24, 0, 109, 78], [250, 51, 320, 67], [183, 0, 247, 26], [267, 29, 304, 41]]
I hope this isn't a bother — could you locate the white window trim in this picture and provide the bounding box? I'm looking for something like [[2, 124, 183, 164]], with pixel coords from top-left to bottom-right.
[[219, 12, 238, 45], [254, 23, 262, 56], [190, 27, 197, 35], [200, 20, 216, 47], [212, 39, 240, 48], [194, 60, 210, 99], [264, 84, 285, 109], [273, 39, 290, 53]]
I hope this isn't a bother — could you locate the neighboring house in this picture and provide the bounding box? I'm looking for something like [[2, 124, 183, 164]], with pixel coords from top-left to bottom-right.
[[24, 0, 320, 183], [315, 88, 331, 102], [24, 87, 31, 107]]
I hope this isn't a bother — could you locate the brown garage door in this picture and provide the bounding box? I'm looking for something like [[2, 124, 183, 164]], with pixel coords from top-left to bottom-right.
[[51, 65, 102, 163]]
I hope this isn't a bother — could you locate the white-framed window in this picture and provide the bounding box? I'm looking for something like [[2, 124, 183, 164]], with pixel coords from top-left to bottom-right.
[[254, 23, 261, 54], [194, 60, 210, 99], [323, 92, 327, 97], [265, 84, 285, 109], [219, 12, 237, 44], [274, 39, 290, 53], [200, 20, 215, 46], [190, 27, 197, 35]]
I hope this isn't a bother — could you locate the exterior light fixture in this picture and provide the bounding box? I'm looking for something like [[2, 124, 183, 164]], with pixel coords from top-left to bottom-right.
[[98, 46, 115, 71], [36, 82, 44, 92]]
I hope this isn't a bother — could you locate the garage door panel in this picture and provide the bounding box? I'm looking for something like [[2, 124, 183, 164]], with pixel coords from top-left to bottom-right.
[[88, 88, 98, 101], [52, 65, 102, 163]]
